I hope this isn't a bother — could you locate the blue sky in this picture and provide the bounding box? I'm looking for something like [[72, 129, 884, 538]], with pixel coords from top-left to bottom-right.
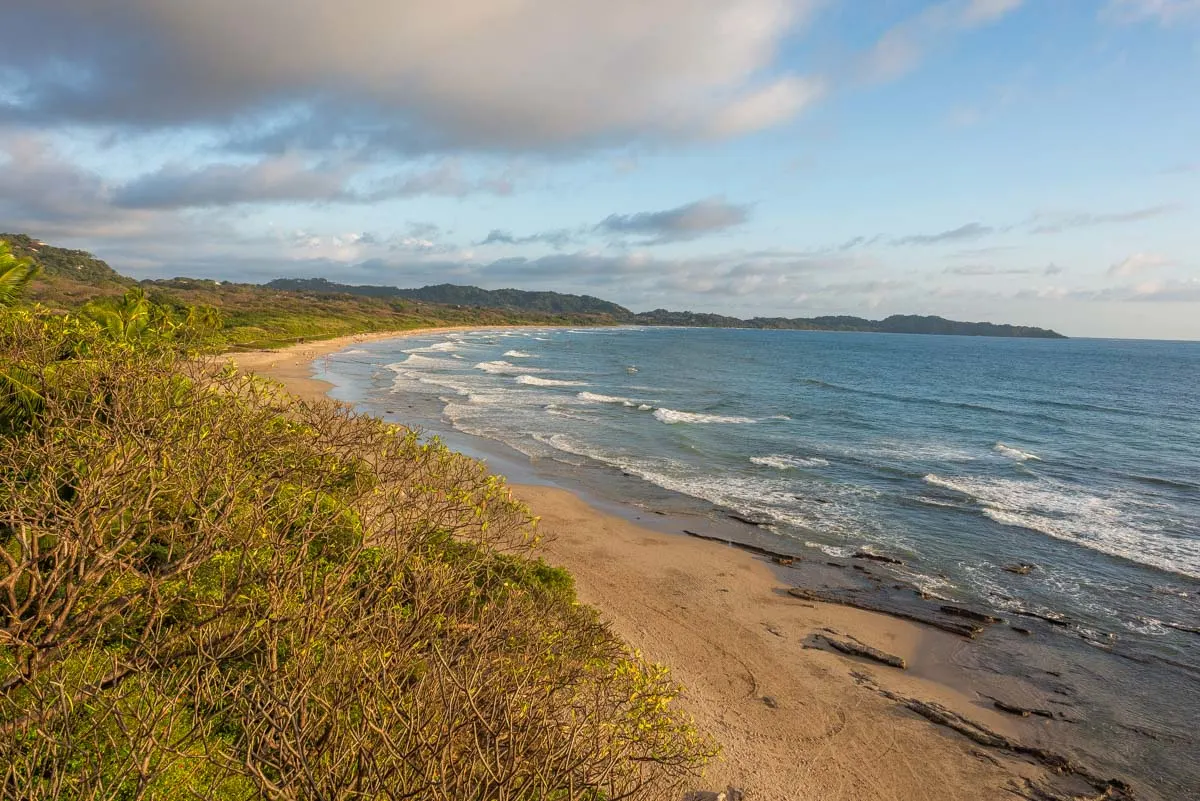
[[1, 0, 1197, 338]]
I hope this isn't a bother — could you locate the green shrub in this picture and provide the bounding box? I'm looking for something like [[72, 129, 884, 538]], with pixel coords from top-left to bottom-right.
[[0, 307, 711, 800]]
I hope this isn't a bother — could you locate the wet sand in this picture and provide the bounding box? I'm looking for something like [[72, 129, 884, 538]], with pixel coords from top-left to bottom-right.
[[230, 330, 1139, 801]]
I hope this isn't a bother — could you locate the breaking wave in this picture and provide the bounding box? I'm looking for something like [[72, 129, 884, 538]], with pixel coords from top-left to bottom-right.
[[474, 360, 528, 374], [751, 455, 830, 470], [404, 341, 459, 354], [399, 354, 459, 369], [577, 392, 636, 406], [923, 473, 1200, 579], [516, 375, 588, 387], [994, 442, 1042, 462], [652, 408, 756, 425]]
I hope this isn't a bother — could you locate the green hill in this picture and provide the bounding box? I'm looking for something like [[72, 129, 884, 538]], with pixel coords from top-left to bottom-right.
[[0, 232, 130, 284], [1, 232, 134, 307], [268, 279, 1066, 338], [632, 310, 1066, 338], [266, 277, 632, 316]]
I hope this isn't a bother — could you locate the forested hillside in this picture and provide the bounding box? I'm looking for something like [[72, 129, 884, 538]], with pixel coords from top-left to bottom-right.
[[273, 278, 1067, 338], [266, 277, 632, 316]]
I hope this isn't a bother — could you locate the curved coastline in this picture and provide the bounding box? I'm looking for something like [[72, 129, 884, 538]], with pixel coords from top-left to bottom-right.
[[232, 328, 1145, 801]]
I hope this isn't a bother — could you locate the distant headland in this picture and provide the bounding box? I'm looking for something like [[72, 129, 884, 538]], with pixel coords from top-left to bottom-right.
[[267, 277, 1068, 339]]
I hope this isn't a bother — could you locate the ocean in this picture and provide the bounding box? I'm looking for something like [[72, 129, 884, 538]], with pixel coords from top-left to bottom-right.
[[316, 326, 1199, 797]]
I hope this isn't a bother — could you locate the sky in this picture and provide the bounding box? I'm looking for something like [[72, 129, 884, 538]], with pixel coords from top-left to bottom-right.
[[1, 0, 1198, 339]]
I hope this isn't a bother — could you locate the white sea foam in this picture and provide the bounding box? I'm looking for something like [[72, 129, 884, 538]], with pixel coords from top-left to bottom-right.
[[994, 442, 1042, 462], [923, 473, 1200, 579], [410, 376, 474, 394], [474, 360, 526, 374], [914, 495, 964, 509], [637, 404, 654, 411], [803, 541, 854, 558], [766, 414, 793, 421], [404, 341, 459, 354], [750, 455, 829, 470], [516, 375, 588, 387], [906, 571, 957, 600], [523, 433, 896, 549], [856, 440, 978, 463], [440, 404, 525, 451], [504, 350, 535, 358], [543, 404, 584, 419], [653, 408, 756, 425], [402, 354, 459, 369], [577, 392, 635, 406], [340, 348, 368, 355]]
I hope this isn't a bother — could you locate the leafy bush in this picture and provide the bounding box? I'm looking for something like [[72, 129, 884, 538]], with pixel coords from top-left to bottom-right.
[[0, 309, 711, 800]]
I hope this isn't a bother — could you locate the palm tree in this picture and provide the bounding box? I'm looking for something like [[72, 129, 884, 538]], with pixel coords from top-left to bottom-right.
[[88, 287, 152, 342], [185, 304, 223, 333], [0, 241, 41, 307]]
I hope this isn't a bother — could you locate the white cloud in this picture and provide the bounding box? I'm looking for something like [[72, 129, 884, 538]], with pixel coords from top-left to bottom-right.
[[99, 153, 518, 209], [862, 0, 1025, 83], [1102, 0, 1200, 25], [1125, 278, 1200, 301], [1031, 204, 1179, 234], [114, 154, 356, 209], [598, 198, 752, 243], [1107, 252, 1173, 277], [893, 222, 993, 245], [961, 0, 1026, 25], [704, 77, 826, 138], [286, 231, 379, 263]]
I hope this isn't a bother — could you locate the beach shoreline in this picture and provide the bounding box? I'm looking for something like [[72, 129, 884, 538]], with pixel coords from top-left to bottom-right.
[[230, 328, 1135, 801]]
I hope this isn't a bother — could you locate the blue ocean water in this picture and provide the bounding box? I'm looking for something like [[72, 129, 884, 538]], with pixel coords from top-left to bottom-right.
[[320, 325, 1200, 795], [324, 328, 1200, 635], [324, 326, 1199, 640]]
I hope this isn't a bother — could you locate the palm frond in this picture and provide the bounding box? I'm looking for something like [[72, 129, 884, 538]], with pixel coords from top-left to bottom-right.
[[0, 242, 42, 307]]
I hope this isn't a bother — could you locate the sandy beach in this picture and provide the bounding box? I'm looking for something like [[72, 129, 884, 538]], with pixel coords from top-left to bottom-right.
[[230, 330, 1110, 801]]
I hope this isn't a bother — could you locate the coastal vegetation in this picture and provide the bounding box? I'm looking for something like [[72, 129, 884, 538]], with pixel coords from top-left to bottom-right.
[[267, 278, 630, 317], [0, 239, 711, 799], [4, 233, 1065, 341], [265, 277, 1067, 339], [1, 234, 618, 349]]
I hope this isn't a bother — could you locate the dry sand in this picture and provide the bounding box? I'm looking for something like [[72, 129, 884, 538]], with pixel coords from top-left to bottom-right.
[[230, 329, 1060, 801]]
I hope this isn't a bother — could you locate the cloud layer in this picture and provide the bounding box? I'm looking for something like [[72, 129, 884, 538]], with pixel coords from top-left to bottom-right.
[[2, 0, 822, 151]]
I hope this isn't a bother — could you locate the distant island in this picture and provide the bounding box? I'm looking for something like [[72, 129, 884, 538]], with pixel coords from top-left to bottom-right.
[[267, 277, 1068, 339]]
